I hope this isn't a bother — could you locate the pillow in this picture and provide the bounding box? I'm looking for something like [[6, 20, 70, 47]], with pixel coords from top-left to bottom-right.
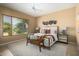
[[28, 34, 38, 40], [44, 29, 50, 34], [29, 35, 34, 39]]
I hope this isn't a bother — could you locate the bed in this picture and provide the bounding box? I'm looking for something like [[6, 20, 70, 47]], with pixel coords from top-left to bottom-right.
[[36, 26, 58, 48], [26, 26, 58, 51]]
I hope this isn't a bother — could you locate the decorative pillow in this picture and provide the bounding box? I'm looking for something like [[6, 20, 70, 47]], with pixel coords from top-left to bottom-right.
[[44, 29, 50, 34], [28, 34, 38, 40]]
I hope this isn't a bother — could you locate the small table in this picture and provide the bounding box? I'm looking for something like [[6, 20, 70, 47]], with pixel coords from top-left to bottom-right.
[[58, 33, 68, 44]]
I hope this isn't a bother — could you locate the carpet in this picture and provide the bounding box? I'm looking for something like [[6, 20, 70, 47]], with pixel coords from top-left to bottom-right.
[[6, 40, 68, 56]]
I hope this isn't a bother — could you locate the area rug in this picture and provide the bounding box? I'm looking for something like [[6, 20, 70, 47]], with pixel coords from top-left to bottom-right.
[[7, 40, 68, 56]]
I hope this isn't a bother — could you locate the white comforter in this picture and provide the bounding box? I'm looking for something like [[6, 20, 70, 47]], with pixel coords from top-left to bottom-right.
[[34, 33, 58, 47]]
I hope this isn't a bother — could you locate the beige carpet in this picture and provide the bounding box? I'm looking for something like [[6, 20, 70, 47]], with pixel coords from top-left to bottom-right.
[[0, 46, 13, 56], [0, 40, 78, 56], [6, 40, 68, 56]]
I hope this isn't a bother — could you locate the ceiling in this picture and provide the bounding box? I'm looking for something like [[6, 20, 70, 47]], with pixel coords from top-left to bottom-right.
[[0, 3, 76, 17]]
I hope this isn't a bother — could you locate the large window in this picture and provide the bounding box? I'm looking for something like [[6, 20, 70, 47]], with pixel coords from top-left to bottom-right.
[[3, 16, 12, 36], [3, 15, 28, 36], [12, 17, 27, 35]]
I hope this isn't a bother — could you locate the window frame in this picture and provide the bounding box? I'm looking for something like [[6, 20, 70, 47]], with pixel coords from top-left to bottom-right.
[[2, 14, 28, 37]]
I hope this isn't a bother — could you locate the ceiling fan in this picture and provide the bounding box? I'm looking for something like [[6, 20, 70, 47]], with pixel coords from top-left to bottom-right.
[[32, 3, 44, 13], [31, 3, 48, 16]]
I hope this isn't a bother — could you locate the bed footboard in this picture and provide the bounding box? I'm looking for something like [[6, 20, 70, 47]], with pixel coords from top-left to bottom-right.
[[43, 35, 56, 49]]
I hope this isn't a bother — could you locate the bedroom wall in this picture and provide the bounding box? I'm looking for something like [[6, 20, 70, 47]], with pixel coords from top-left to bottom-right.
[[0, 6, 37, 44], [76, 4, 79, 50], [37, 7, 76, 42]]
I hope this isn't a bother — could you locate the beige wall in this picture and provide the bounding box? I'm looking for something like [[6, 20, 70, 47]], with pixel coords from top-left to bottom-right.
[[0, 6, 37, 44], [76, 4, 79, 49], [37, 7, 76, 42]]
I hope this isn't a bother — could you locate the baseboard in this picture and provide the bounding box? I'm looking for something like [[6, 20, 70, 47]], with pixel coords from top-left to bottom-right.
[[0, 38, 26, 46]]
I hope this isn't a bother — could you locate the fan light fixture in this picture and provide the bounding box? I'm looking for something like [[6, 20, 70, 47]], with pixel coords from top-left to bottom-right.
[[32, 3, 37, 15]]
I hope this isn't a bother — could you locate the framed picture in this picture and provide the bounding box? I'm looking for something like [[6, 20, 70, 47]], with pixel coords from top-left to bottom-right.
[[43, 21, 49, 25], [43, 20, 57, 25]]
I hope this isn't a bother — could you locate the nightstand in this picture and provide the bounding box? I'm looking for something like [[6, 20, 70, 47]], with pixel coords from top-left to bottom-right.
[[58, 30, 68, 44]]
